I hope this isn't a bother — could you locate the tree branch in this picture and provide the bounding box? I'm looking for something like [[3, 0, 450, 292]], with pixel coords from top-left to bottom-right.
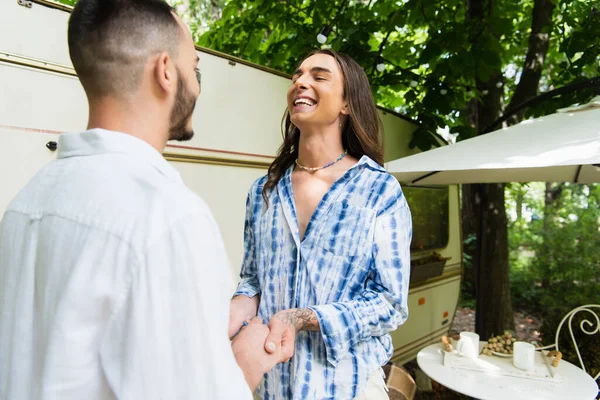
[[506, 0, 556, 124], [280, 0, 310, 14], [481, 76, 600, 134]]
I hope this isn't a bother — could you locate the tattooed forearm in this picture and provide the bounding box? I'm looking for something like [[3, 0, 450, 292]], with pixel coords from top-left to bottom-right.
[[295, 308, 320, 331], [276, 308, 320, 332]]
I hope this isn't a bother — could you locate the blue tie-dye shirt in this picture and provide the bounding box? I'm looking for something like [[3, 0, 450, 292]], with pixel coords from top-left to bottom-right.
[[234, 155, 412, 400]]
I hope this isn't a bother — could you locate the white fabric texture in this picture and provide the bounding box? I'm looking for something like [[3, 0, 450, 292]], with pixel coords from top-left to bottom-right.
[[352, 369, 389, 400], [0, 129, 252, 400]]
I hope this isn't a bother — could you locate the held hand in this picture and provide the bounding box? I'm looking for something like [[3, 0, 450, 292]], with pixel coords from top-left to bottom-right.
[[229, 295, 260, 339], [231, 316, 281, 391], [265, 308, 319, 362], [263, 310, 299, 362]]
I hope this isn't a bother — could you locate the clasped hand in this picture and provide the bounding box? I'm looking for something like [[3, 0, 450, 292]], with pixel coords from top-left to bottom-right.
[[230, 305, 298, 391], [231, 308, 298, 364]]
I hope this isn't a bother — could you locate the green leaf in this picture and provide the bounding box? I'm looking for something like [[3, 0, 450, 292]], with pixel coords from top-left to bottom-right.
[[420, 42, 441, 64]]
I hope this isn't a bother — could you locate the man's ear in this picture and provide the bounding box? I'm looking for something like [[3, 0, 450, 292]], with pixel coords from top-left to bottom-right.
[[154, 52, 174, 94]]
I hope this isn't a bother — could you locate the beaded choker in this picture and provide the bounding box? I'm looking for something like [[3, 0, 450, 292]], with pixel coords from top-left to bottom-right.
[[295, 150, 348, 172]]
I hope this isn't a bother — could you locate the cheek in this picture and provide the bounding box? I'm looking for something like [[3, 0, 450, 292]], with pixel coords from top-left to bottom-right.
[[319, 91, 343, 115], [286, 87, 295, 108]]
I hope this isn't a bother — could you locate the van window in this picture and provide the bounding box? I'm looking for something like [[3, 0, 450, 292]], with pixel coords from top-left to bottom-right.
[[403, 186, 449, 252]]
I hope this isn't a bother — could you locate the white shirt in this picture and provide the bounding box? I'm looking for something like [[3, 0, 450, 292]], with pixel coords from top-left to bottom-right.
[[0, 129, 253, 400]]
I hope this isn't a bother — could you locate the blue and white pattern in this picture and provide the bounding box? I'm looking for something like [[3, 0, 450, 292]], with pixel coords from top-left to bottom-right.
[[235, 156, 412, 400]]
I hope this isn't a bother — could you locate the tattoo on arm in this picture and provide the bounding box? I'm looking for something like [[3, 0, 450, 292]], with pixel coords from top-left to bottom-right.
[[276, 308, 320, 332]]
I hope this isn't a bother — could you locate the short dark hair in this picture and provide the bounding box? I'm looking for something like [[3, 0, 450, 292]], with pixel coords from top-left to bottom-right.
[[68, 0, 181, 97]]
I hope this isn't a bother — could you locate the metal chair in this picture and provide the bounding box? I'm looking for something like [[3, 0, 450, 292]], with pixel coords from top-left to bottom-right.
[[537, 304, 600, 383]]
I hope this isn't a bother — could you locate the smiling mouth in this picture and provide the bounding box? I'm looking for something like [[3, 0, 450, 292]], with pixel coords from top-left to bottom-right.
[[293, 98, 317, 106]]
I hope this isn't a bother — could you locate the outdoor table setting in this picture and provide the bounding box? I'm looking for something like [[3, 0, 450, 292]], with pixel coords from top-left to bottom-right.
[[417, 331, 599, 400]]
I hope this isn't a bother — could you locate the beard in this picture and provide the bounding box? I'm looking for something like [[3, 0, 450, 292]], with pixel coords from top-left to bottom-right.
[[168, 72, 197, 142]]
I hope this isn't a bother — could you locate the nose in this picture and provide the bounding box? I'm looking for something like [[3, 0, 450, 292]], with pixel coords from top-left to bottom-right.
[[294, 74, 309, 90]]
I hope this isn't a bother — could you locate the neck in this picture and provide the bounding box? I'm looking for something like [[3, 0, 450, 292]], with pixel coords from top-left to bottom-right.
[[296, 123, 345, 168], [86, 95, 170, 153]]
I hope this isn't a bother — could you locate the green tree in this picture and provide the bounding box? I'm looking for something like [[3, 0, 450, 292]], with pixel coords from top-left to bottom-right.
[[51, 0, 225, 39], [168, 0, 226, 40], [506, 182, 600, 376]]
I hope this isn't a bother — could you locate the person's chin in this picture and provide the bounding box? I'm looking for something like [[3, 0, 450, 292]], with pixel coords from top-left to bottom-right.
[[168, 127, 194, 142], [172, 117, 195, 141], [291, 112, 316, 126], [177, 130, 194, 142]]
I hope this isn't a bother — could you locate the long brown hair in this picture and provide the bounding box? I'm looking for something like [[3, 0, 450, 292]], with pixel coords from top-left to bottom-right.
[[262, 50, 384, 204]]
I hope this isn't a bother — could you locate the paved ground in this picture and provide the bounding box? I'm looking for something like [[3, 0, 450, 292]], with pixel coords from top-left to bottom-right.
[[448, 307, 542, 343]]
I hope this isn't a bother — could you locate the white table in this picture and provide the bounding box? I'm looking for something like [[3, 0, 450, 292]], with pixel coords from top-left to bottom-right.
[[417, 343, 599, 400]]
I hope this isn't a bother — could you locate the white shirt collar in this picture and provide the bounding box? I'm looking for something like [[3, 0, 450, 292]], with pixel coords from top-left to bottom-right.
[[57, 128, 182, 183]]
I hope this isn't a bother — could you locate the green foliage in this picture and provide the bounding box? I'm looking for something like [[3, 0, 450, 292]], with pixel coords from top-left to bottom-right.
[[508, 261, 539, 309], [458, 291, 477, 309], [508, 183, 600, 378], [506, 183, 600, 315], [50, 0, 225, 40], [192, 0, 599, 149]]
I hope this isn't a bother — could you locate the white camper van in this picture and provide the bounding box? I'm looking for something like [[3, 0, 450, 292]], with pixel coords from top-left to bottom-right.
[[0, 0, 462, 365]]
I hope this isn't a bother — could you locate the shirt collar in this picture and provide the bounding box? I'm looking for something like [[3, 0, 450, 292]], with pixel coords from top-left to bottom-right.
[[353, 155, 386, 172], [57, 128, 182, 183]]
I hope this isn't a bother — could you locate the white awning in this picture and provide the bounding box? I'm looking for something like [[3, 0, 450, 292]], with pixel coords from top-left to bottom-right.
[[387, 97, 600, 185]]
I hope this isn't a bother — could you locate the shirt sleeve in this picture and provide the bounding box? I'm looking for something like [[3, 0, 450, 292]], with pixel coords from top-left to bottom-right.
[[99, 210, 253, 400], [233, 188, 261, 298], [309, 185, 412, 366]]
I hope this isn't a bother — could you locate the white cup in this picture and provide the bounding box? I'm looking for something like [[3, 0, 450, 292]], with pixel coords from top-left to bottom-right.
[[513, 341, 535, 371], [456, 332, 479, 359]]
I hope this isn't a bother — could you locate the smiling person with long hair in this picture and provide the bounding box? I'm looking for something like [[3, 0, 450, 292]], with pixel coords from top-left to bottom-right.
[[229, 50, 412, 399]]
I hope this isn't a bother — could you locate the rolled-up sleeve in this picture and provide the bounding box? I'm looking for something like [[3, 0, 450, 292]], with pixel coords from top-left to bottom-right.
[[234, 189, 260, 298], [309, 186, 412, 366]]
